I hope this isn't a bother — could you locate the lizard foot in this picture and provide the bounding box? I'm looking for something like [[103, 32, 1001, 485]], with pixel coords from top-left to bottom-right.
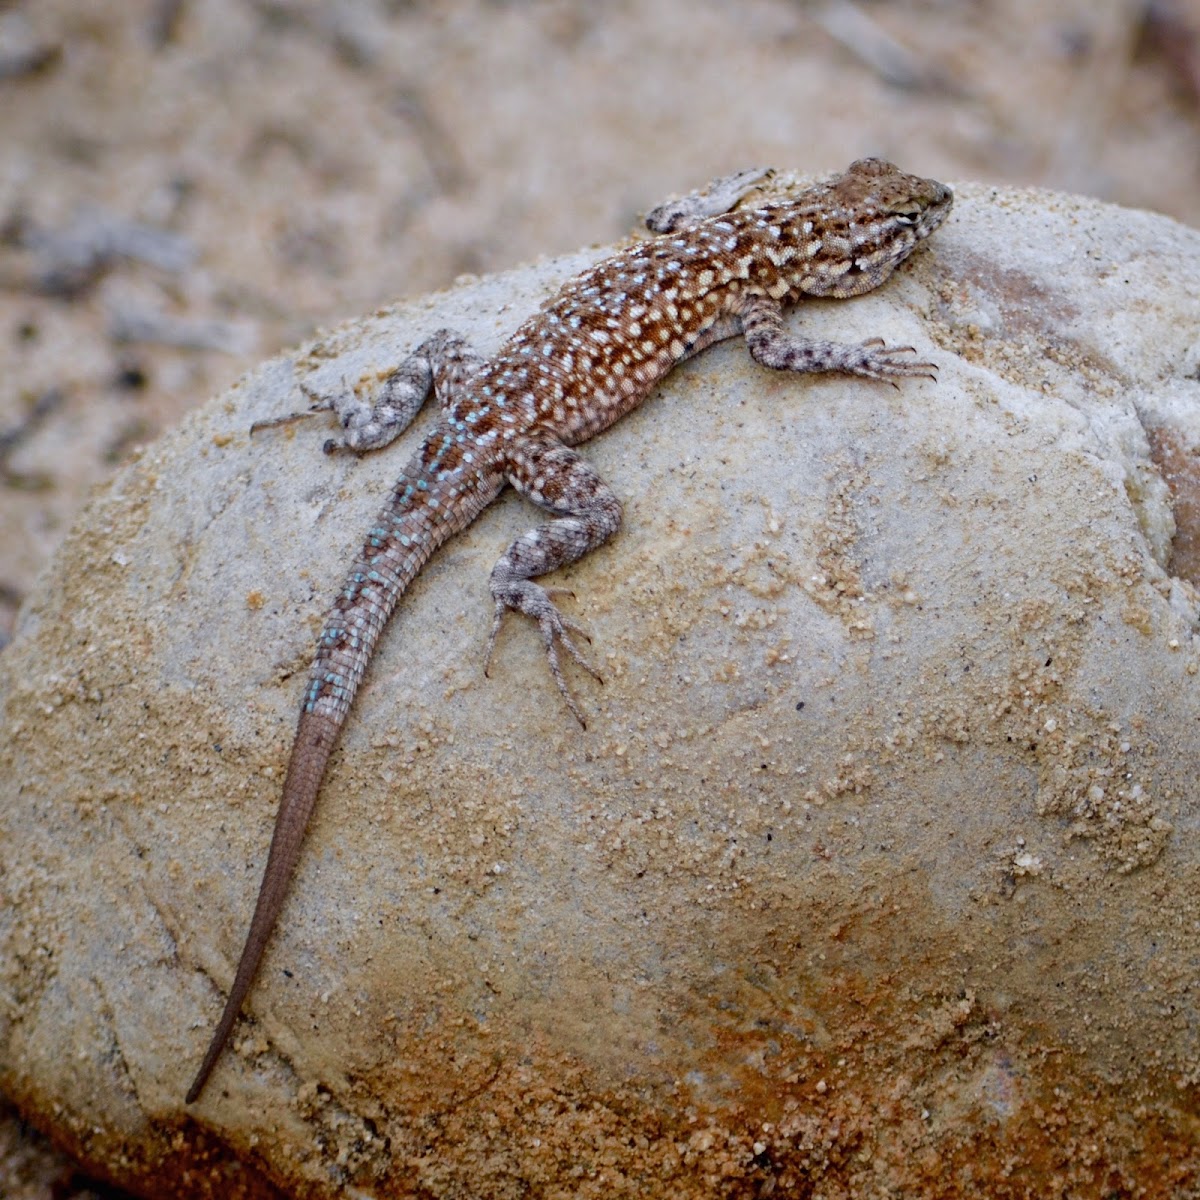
[[296, 381, 379, 455], [846, 340, 938, 383], [248, 381, 364, 453], [484, 582, 601, 727]]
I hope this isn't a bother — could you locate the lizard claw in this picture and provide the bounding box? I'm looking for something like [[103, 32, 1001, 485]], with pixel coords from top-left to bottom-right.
[[250, 380, 332, 435], [249, 408, 320, 436], [299, 382, 336, 413], [250, 381, 354, 445]]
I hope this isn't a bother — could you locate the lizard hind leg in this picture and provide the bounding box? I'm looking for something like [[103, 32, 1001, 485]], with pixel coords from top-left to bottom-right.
[[485, 436, 622, 727]]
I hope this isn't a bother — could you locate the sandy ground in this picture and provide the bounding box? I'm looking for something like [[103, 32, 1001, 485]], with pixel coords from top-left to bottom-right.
[[2, 0, 1199, 1195]]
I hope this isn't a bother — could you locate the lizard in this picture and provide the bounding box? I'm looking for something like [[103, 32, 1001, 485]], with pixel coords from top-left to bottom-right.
[[185, 157, 953, 1104]]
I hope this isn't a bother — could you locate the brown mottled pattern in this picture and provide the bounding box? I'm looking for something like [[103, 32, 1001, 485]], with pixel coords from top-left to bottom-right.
[[186, 158, 952, 1104]]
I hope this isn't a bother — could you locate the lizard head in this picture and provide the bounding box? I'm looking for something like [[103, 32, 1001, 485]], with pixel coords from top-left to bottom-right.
[[791, 157, 953, 299]]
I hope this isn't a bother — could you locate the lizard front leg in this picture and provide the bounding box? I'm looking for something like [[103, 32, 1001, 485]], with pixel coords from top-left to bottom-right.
[[645, 166, 773, 233], [737, 293, 937, 381], [485, 434, 622, 727]]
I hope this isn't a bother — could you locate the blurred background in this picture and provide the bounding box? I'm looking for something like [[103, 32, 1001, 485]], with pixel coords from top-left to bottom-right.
[[1, 0, 1198, 1193]]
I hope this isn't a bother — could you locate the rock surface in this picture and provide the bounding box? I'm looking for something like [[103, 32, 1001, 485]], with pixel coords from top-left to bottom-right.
[[1, 179, 1199, 1198]]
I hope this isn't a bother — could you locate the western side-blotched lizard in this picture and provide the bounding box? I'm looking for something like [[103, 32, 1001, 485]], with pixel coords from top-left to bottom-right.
[[185, 158, 953, 1103]]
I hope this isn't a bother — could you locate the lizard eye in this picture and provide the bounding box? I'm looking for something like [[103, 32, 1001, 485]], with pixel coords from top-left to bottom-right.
[[893, 209, 921, 226]]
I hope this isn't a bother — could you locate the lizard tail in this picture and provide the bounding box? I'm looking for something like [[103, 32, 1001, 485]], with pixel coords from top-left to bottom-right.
[[185, 709, 339, 1104], [186, 458, 502, 1103]]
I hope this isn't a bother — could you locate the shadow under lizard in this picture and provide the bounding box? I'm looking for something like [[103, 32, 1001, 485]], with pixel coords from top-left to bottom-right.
[[185, 158, 953, 1103]]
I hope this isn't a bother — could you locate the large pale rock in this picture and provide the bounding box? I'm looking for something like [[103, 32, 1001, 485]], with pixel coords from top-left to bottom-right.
[[2, 178, 1198, 1198]]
